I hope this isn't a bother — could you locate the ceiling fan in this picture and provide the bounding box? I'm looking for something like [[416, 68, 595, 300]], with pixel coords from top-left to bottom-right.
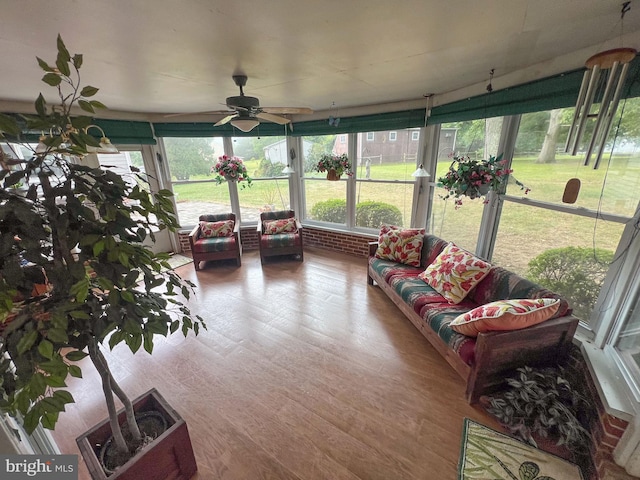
[[166, 75, 313, 132]]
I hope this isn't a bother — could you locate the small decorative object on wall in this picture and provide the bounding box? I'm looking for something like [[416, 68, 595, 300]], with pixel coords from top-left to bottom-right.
[[315, 153, 352, 180], [211, 154, 252, 188], [438, 153, 529, 208]]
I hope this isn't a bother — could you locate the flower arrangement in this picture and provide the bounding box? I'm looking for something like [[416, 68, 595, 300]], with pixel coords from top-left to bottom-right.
[[211, 154, 252, 188], [438, 153, 529, 208], [315, 153, 353, 177]]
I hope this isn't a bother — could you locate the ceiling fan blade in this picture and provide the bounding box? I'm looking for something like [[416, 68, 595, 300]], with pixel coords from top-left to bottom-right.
[[214, 114, 238, 127], [261, 107, 314, 115], [164, 109, 233, 118], [256, 112, 291, 125]]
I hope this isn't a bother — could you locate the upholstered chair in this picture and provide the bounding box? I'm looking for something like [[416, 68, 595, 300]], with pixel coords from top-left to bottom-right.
[[257, 210, 303, 264], [189, 213, 241, 270]]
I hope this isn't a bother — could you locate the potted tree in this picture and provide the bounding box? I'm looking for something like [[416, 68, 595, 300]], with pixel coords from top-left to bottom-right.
[[0, 36, 205, 479]]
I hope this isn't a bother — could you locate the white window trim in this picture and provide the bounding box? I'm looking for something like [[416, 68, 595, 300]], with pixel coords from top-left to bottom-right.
[[389, 131, 397, 141]]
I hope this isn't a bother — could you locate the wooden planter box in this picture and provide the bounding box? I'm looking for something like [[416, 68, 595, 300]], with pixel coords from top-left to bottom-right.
[[76, 388, 197, 480]]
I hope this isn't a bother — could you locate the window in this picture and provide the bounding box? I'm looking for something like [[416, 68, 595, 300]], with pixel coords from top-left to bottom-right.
[[233, 136, 290, 222], [163, 137, 230, 227], [389, 131, 397, 141], [412, 131, 420, 141], [339, 135, 347, 143], [355, 129, 419, 229], [301, 134, 348, 226], [492, 107, 633, 326], [366, 132, 374, 141], [430, 118, 503, 252]]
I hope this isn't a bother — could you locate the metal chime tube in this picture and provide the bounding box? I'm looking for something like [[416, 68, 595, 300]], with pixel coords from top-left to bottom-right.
[[593, 61, 631, 169], [584, 61, 621, 165], [571, 64, 601, 156], [565, 70, 591, 153]]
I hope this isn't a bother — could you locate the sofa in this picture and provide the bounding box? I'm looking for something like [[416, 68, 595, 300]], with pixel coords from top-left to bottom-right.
[[367, 232, 579, 403]]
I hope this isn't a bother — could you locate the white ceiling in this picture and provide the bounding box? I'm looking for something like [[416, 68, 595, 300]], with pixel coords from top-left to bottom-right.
[[1, 0, 640, 122]]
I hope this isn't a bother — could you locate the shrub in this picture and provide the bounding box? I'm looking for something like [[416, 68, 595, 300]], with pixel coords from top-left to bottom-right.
[[356, 201, 402, 228], [527, 247, 613, 321], [310, 199, 403, 228], [310, 199, 346, 223]]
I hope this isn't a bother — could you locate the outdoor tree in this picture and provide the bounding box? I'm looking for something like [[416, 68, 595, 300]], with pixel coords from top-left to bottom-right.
[[304, 136, 336, 172], [164, 137, 214, 180], [536, 108, 566, 164]]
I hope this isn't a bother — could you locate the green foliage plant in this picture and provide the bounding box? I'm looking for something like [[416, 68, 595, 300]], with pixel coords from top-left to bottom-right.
[[314, 153, 352, 177], [485, 366, 590, 453], [527, 247, 613, 321], [0, 36, 205, 464], [311, 199, 403, 227]]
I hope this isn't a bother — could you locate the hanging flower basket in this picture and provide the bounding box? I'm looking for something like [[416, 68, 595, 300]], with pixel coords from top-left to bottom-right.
[[437, 153, 529, 208], [315, 153, 352, 179], [326, 168, 341, 181], [211, 155, 252, 189]]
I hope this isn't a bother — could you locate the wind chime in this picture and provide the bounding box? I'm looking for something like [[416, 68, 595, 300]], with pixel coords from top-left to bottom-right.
[[562, 1, 636, 203]]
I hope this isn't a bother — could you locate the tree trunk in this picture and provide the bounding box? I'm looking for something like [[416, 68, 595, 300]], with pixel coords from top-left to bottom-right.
[[95, 347, 142, 443], [88, 340, 129, 454], [485, 117, 502, 158], [537, 109, 563, 164]]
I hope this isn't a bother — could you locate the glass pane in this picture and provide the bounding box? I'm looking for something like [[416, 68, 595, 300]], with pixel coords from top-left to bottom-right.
[[509, 105, 640, 217], [238, 178, 290, 222], [493, 202, 621, 323], [302, 134, 348, 225], [163, 137, 230, 226], [615, 294, 640, 383], [430, 118, 503, 251], [231, 136, 288, 179], [355, 182, 411, 228], [354, 128, 420, 228], [304, 179, 347, 224]]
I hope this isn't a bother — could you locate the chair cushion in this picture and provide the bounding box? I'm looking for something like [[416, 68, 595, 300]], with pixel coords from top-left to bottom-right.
[[449, 298, 561, 337], [374, 225, 425, 267], [418, 242, 491, 304], [200, 219, 234, 238], [263, 217, 298, 235], [193, 237, 237, 253], [260, 233, 301, 249]]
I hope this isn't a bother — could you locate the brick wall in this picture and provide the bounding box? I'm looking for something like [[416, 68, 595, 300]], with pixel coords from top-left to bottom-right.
[[566, 346, 635, 480], [180, 225, 376, 258]]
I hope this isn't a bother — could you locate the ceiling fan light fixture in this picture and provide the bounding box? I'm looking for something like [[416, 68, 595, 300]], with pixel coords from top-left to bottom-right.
[[230, 118, 260, 132]]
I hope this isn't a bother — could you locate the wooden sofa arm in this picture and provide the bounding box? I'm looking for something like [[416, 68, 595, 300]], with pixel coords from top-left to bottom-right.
[[466, 315, 579, 403], [368, 241, 378, 256]]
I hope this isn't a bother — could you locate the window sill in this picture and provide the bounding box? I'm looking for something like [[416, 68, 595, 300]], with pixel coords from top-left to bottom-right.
[[580, 338, 636, 422]]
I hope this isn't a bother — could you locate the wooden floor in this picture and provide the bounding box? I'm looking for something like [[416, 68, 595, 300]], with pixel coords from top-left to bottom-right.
[[51, 247, 500, 480]]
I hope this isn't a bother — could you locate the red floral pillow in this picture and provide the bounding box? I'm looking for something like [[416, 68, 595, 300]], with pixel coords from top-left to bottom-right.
[[450, 298, 561, 337], [200, 219, 234, 238], [418, 242, 491, 304], [374, 225, 425, 267], [263, 217, 298, 235]]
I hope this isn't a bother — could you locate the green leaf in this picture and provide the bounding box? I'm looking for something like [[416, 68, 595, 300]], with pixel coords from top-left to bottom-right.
[[36, 57, 54, 72], [90, 100, 107, 109], [143, 333, 154, 354], [39, 359, 68, 378], [68, 365, 82, 378], [170, 320, 179, 334], [34, 93, 46, 117], [44, 375, 67, 388], [72, 54, 83, 69], [65, 350, 88, 362], [78, 99, 95, 114], [41, 412, 59, 430], [53, 390, 74, 405], [46, 328, 69, 344], [56, 34, 71, 63], [121, 290, 135, 303], [127, 334, 142, 353], [30, 373, 47, 397], [0, 113, 22, 136], [22, 410, 41, 435], [42, 72, 62, 87], [93, 240, 105, 257], [55, 55, 70, 77], [38, 340, 54, 360], [17, 330, 38, 355], [80, 86, 99, 97]]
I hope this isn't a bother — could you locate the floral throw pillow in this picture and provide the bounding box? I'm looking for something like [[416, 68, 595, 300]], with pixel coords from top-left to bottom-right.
[[200, 219, 234, 238], [418, 242, 491, 304], [263, 217, 298, 235], [450, 298, 561, 337], [374, 225, 425, 267]]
